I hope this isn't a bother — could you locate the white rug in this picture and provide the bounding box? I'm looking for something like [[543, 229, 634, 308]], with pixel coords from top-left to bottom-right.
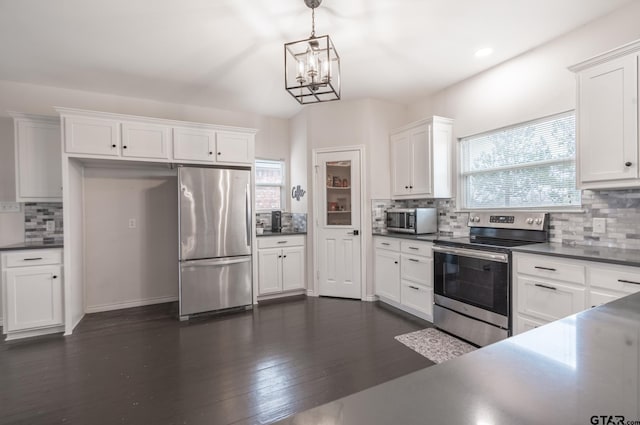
[[394, 328, 477, 364]]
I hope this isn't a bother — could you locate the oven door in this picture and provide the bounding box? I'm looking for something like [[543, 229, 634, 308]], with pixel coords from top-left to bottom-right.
[[433, 246, 509, 328]]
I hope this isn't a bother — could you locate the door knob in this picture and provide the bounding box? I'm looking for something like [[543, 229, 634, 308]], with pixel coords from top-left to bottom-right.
[[347, 230, 359, 236], [625, 161, 633, 167]]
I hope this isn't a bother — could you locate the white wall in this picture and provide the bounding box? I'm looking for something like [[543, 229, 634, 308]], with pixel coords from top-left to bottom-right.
[[296, 98, 406, 298], [0, 79, 290, 243], [407, 1, 640, 140], [83, 166, 178, 312]]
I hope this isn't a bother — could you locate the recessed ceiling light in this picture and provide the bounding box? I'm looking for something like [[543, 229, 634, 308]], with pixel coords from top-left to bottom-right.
[[475, 48, 493, 58]]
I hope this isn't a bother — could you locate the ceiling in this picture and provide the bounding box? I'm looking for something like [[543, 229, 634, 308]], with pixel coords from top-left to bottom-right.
[[0, 0, 634, 118]]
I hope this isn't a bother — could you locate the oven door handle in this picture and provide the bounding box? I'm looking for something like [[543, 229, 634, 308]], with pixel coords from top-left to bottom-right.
[[432, 245, 509, 263]]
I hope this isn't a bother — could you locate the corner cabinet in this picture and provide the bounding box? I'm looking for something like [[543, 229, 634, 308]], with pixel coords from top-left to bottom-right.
[[569, 40, 640, 189], [9, 113, 62, 202], [56, 108, 256, 166], [1, 249, 64, 340], [374, 236, 434, 321], [390, 116, 453, 199], [257, 235, 306, 298]]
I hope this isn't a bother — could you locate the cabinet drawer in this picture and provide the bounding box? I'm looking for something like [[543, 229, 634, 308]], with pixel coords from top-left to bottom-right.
[[516, 254, 585, 284], [517, 277, 585, 322], [400, 281, 433, 317], [374, 237, 400, 251], [400, 240, 432, 257], [4, 249, 62, 268], [589, 290, 621, 308], [589, 264, 640, 294], [401, 254, 432, 286], [257, 235, 305, 249], [515, 314, 548, 335]]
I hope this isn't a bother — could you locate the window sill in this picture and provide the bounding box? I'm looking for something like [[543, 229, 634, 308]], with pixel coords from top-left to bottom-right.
[[455, 208, 585, 214]]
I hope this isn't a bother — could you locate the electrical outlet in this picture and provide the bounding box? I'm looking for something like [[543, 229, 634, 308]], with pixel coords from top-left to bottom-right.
[[128, 218, 137, 229], [46, 221, 55, 232], [0, 202, 21, 213], [593, 217, 606, 234]]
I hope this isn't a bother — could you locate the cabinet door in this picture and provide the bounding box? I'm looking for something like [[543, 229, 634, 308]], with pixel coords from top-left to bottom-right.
[[517, 277, 585, 323], [173, 127, 216, 162], [216, 132, 254, 164], [390, 132, 412, 196], [400, 254, 432, 287], [5, 266, 63, 332], [400, 281, 433, 317], [258, 249, 282, 295], [579, 55, 638, 184], [64, 116, 120, 156], [121, 122, 171, 160], [15, 119, 62, 201], [374, 249, 400, 302], [282, 246, 305, 291], [409, 125, 432, 195]]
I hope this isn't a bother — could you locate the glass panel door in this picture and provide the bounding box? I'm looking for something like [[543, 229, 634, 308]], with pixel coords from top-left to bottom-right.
[[326, 160, 352, 226]]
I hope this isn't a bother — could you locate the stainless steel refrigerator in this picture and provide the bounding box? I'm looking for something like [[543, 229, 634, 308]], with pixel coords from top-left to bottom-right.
[[178, 166, 252, 319]]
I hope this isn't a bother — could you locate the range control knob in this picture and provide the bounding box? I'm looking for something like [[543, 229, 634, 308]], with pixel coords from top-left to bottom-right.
[[471, 216, 480, 223], [526, 218, 534, 225], [534, 218, 543, 225]]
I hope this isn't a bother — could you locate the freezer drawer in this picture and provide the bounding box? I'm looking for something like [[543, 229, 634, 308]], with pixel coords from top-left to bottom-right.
[[180, 256, 252, 316]]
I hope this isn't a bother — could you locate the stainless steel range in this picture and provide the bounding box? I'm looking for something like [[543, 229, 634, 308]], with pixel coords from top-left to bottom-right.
[[432, 212, 548, 347]]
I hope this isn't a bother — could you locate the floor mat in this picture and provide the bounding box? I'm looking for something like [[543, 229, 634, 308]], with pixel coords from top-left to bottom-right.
[[394, 328, 477, 364]]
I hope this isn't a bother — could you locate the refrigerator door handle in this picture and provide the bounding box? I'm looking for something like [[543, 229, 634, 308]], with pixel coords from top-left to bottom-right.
[[246, 183, 251, 247], [182, 257, 251, 268]]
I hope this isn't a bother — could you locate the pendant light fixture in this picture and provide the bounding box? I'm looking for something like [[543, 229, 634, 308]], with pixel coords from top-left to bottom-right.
[[284, 0, 341, 104]]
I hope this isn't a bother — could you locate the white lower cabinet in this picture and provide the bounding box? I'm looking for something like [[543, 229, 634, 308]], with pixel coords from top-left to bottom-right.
[[2, 249, 64, 340], [257, 235, 306, 297], [513, 252, 640, 335], [374, 236, 434, 321]]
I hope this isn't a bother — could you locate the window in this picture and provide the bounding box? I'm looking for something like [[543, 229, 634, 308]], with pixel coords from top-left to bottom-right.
[[255, 159, 285, 210], [460, 112, 581, 210]]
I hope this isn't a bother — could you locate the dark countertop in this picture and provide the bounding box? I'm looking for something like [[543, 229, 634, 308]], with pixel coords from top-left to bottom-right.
[[0, 242, 64, 251], [512, 242, 640, 268], [275, 291, 640, 425], [372, 231, 439, 242], [257, 231, 307, 237]]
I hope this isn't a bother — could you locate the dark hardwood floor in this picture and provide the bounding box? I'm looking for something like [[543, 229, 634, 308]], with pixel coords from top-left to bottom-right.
[[0, 297, 433, 425]]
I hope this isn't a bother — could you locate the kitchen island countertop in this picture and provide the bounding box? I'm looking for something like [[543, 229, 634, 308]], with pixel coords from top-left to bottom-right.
[[274, 291, 640, 425], [512, 241, 640, 268]]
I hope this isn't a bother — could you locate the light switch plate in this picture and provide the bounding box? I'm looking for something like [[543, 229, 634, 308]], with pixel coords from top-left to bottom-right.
[[593, 217, 606, 234], [0, 202, 21, 213]]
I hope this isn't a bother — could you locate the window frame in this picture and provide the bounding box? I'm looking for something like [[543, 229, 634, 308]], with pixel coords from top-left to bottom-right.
[[456, 111, 582, 212], [254, 158, 286, 212]]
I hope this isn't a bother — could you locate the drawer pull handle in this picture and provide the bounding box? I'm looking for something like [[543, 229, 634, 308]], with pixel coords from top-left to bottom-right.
[[277, 241, 288, 244], [408, 258, 420, 263], [618, 279, 640, 285], [52, 275, 58, 279], [23, 257, 44, 261], [408, 247, 419, 250], [408, 285, 420, 290], [381, 242, 390, 246], [394, 261, 398, 264], [534, 283, 557, 291], [534, 266, 556, 272]]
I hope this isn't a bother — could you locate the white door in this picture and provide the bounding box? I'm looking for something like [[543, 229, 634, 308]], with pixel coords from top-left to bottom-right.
[[121, 122, 171, 160], [216, 132, 254, 164], [173, 127, 216, 162], [374, 249, 400, 301], [316, 149, 362, 299], [390, 133, 412, 196], [257, 249, 282, 295], [282, 246, 305, 291], [409, 125, 431, 195]]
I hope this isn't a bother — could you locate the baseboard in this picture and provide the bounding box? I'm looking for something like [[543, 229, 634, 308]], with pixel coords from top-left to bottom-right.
[[257, 289, 306, 302], [361, 295, 377, 302], [5, 325, 65, 341], [85, 295, 178, 313], [306, 290, 317, 297]]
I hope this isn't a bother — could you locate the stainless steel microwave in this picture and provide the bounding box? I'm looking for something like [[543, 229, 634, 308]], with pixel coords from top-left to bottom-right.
[[386, 208, 437, 234]]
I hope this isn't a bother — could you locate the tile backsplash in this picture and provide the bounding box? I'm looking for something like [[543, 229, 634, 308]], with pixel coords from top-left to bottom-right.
[[374, 188, 640, 248], [256, 212, 307, 232], [24, 202, 64, 243]]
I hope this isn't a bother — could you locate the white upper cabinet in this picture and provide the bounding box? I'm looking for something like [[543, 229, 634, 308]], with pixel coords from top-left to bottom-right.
[[390, 116, 453, 199], [10, 113, 62, 202], [56, 108, 257, 166], [570, 41, 640, 189], [173, 127, 216, 163], [216, 131, 254, 164], [64, 116, 121, 156], [121, 122, 171, 160]]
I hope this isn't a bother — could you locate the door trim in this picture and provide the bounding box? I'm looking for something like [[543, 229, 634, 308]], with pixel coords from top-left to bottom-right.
[[312, 145, 367, 300]]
